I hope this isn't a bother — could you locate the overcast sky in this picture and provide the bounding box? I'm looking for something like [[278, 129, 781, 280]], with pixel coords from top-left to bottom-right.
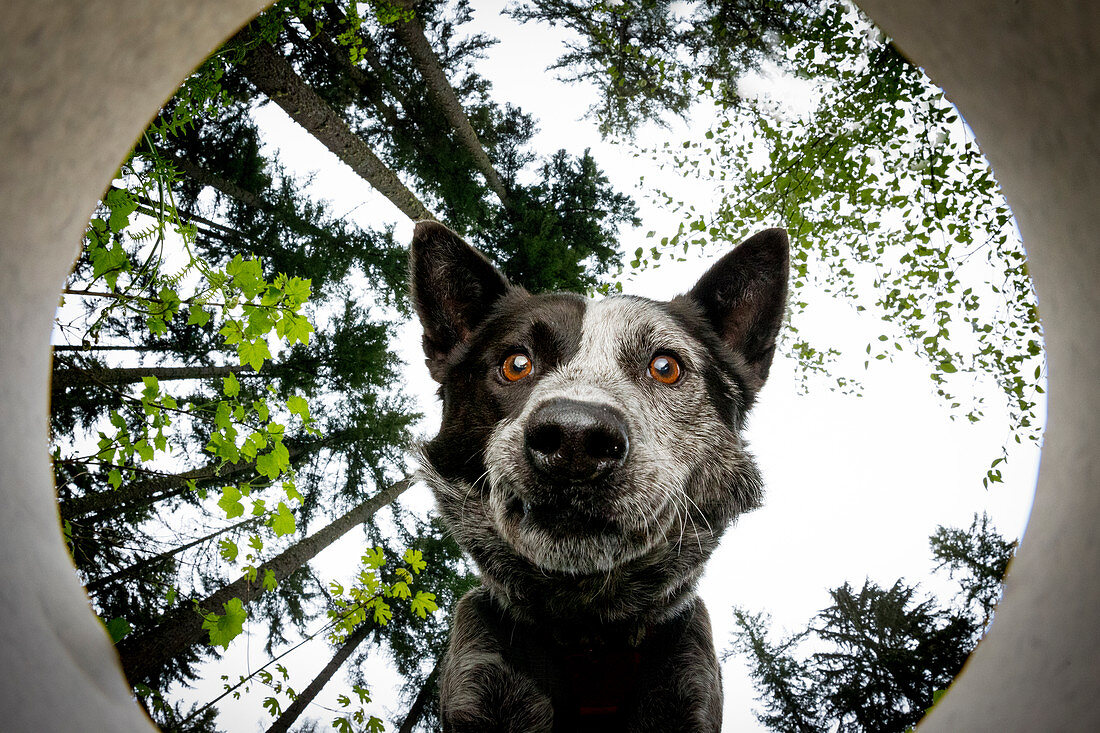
[[190, 3, 1043, 730]]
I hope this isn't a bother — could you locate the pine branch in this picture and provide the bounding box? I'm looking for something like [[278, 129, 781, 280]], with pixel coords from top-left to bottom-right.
[[84, 515, 262, 594]]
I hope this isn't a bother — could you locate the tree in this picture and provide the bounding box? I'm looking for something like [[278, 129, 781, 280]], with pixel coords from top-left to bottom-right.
[[54, 1, 641, 729], [115, 477, 413, 687], [930, 512, 1017, 626], [729, 514, 1016, 732], [389, 0, 512, 206], [507, 0, 817, 135], [513, 0, 1042, 482], [264, 621, 373, 733], [236, 37, 436, 221]]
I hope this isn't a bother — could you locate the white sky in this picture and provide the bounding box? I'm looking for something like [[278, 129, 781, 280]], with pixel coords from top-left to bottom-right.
[[173, 2, 1042, 730]]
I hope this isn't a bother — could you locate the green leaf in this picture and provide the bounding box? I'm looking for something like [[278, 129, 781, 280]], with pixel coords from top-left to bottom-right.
[[262, 569, 278, 592], [108, 469, 122, 489], [218, 485, 245, 519], [411, 591, 438, 619], [284, 481, 303, 504], [228, 256, 265, 300], [270, 501, 296, 537], [282, 276, 312, 305], [134, 439, 154, 462], [105, 617, 132, 643], [365, 716, 385, 733], [286, 395, 310, 420], [218, 539, 238, 563], [371, 598, 393, 626], [255, 450, 280, 480], [104, 188, 138, 232], [262, 696, 281, 717], [187, 303, 212, 327], [223, 372, 241, 397], [363, 547, 386, 570], [282, 313, 314, 345], [141, 375, 159, 399], [214, 400, 233, 430], [332, 717, 353, 733], [90, 240, 130, 289], [202, 597, 247, 649], [238, 338, 272, 372], [256, 441, 289, 480], [220, 319, 243, 345], [402, 548, 427, 575]]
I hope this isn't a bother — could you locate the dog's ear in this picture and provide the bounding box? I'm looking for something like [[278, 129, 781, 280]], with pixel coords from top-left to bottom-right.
[[686, 228, 789, 391], [410, 220, 509, 381]]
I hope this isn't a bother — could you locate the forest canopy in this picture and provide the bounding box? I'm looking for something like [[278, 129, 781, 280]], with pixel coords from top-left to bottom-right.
[[51, 1, 1038, 731]]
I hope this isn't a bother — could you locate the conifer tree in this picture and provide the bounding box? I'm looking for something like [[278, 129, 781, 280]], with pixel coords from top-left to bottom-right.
[[53, 1, 643, 728], [730, 514, 1014, 732]]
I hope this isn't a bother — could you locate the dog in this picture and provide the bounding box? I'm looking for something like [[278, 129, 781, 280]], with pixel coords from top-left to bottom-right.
[[409, 220, 788, 732]]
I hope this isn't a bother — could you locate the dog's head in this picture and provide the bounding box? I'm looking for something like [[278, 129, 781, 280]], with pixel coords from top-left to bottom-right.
[[410, 221, 787, 598]]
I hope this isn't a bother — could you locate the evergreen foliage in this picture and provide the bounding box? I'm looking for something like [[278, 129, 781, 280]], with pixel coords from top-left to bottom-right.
[[51, 1, 1038, 730], [53, 0, 636, 729], [513, 0, 1043, 483], [729, 513, 1015, 732]]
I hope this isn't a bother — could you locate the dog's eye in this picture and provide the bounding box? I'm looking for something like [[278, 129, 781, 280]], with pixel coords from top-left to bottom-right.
[[649, 354, 682, 384], [501, 352, 533, 382]]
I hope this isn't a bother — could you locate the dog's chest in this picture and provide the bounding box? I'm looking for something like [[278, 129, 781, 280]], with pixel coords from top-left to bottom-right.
[[480, 592, 694, 733]]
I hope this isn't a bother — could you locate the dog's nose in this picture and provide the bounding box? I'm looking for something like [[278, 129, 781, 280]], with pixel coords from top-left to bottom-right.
[[524, 399, 629, 482]]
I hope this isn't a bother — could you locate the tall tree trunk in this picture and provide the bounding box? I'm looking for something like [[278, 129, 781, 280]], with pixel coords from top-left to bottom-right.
[[59, 459, 249, 521], [238, 40, 435, 221], [264, 621, 373, 733], [397, 656, 441, 733], [288, 18, 405, 131], [84, 515, 262, 595], [52, 344, 165, 353], [59, 429, 354, 522], [391, 1, 511, 207], [115, 476, 413, 685], [52, 362, 254, 392]]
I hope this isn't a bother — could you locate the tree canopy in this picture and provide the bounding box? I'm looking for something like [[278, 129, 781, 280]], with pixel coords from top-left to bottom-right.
[[51, 1, 1039, 730], [729, 514, 1016, 732]]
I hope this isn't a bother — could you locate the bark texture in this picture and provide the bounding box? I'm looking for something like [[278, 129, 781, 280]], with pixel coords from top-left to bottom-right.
[[391, 1, 510, 207], [115, 476, 413, 684], [239, 41, 434, 221]]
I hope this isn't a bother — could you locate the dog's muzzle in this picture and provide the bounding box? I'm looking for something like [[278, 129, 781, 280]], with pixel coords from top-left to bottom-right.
[[524, 398, 629, 483]]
